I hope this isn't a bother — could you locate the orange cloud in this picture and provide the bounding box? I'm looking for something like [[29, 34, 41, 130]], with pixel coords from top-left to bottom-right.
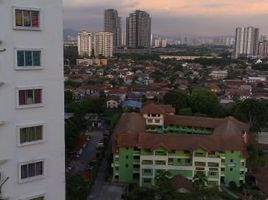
[[64, 0, 268, 16]]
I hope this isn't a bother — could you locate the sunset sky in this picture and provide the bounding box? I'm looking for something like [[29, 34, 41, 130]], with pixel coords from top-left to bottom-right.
[[63, 0, 268, 36]]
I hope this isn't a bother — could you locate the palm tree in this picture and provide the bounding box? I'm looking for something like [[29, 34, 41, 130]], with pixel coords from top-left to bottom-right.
[[193, 172, 208, 191]]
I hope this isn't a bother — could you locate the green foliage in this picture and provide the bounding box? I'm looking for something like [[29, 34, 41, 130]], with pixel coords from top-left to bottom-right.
[[66, 97, 106, 114], [128, 187, 156, 200], [190, 89, 220, 116], [247, 144, 267, 168], [65, 80, 81, 88], [193, 173, 208, 191], [164, 90, 188, 113], [65, 115, 87, 153], [66, 175, 90, 200], [228, 181, 237, 190], [65, 90, 74, 105], [115, 53, 160, 62], [233, 99, 268, 131], [64, 46, 78, 65]]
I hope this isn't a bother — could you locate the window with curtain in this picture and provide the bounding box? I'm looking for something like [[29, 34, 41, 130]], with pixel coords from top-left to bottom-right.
[[15, 8, 40, 29]]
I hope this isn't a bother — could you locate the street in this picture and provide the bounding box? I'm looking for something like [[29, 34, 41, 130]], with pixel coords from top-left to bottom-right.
[[88, 131, 125, 200], [68, 129, 104, 175]]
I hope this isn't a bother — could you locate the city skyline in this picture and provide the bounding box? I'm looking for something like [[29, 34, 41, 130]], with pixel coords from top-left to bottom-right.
[[63, 0, 268, 36]]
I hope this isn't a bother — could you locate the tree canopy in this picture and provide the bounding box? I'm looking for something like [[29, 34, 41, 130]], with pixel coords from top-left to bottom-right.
[[190, 89, 220, 116], [233, 99, 268, 131], [164, 90, 188, 113]]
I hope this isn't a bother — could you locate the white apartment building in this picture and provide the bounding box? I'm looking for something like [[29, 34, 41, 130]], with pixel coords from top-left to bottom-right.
[[78, 31, 92, 57], [234, 26, 259, 58], [94, 32, 113, 58], [0, 1, 65, 200]]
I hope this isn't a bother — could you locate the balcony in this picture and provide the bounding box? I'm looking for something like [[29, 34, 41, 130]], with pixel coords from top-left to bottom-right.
[[0, 121, 6, 125]]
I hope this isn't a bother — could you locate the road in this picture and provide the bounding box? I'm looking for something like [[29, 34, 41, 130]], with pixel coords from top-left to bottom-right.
[[88, 131, 124, 200], [68, 129, 104, 175]]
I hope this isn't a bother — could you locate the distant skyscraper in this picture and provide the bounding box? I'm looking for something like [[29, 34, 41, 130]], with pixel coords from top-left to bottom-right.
[[258, 41, 268, 58], [94, 32, 113, 58], [234, 27, 259, 58], [77, 31, 92, 57], [126, 10, 151, 49], [104, 9, 122, 48]]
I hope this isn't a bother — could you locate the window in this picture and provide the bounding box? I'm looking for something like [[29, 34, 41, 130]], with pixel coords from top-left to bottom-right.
[[20, 160, 44, 181], [16, 50, 41, 68], [147, 119, 153, 123], [14, 8, 40, 29], [19, 125, 43, 145], [18, 88, 42, 107], [155, 119, 160, 123]]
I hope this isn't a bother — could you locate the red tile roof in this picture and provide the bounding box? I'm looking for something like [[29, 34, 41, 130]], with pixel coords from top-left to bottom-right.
[[171, 175, 194, 191], [113, 106, 249, 157]]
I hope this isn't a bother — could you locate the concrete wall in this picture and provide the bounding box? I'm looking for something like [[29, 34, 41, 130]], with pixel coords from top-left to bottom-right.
[[0, 0, 65, 199]]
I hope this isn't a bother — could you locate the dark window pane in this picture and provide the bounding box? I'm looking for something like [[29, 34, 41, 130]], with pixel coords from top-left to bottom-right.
[[25, 51, 33, 66], [34, 89, 42, 104], [23, 10, 31, 27], [33, 51, 41, 66], [20, 128, 27, 143], [15, 9, 23, 26], [17, 51, 25, 66], [28, 163, 36, 177], [31, 11, 39, 27], [36, 161, 43, 175], [21, 165, 28, 179], [19, 90, 26, 105]]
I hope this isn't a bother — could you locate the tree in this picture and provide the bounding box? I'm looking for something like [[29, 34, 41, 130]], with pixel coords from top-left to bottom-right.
[[164, 90, 188, 113], [155, 171, 178, 200], [65, 90, 74, 105], [190, 89, 220, 116], [234, 99, 268, 131], [66, 175, 90, 200], [193, 173, 208, 191], [127, 187, 156, 200]]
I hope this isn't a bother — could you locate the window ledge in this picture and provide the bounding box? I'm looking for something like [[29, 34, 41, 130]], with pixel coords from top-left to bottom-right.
[[13, 27, 41, 31], [17, 104, 44, 109], [15, 67, 43, 71]]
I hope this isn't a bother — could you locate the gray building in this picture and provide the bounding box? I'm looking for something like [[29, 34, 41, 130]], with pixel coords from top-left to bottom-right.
[[126, 10, 151, 49], [104, 9, 122, 48], [234, 26, 259, 58]]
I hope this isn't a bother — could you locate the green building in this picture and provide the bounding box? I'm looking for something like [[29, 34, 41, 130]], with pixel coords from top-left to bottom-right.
[[112, 102, 249, 187]]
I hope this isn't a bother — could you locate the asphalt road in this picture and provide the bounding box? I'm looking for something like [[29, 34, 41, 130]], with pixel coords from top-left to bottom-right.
[[68, 129, 104, 175], [88, 131, 124, 200]]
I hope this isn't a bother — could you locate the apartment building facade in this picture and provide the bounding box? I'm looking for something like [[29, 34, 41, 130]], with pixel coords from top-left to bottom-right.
[[112, 103, 248, 187], [126, 10, 151, 49], [78, 31, 92, 57], [94, 32, 113, 58], [104, 9, 122, 48], [0, 0, 65, 199], [234, 26, 259, 58]]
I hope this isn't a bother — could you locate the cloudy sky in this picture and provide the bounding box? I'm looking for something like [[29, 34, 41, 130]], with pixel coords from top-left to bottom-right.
[[63, 0, 268, 36]]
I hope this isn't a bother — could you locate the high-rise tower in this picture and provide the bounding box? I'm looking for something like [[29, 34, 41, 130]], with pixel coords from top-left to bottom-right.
[[104, 9, 122, 48], [126, 10, 151, 49]]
